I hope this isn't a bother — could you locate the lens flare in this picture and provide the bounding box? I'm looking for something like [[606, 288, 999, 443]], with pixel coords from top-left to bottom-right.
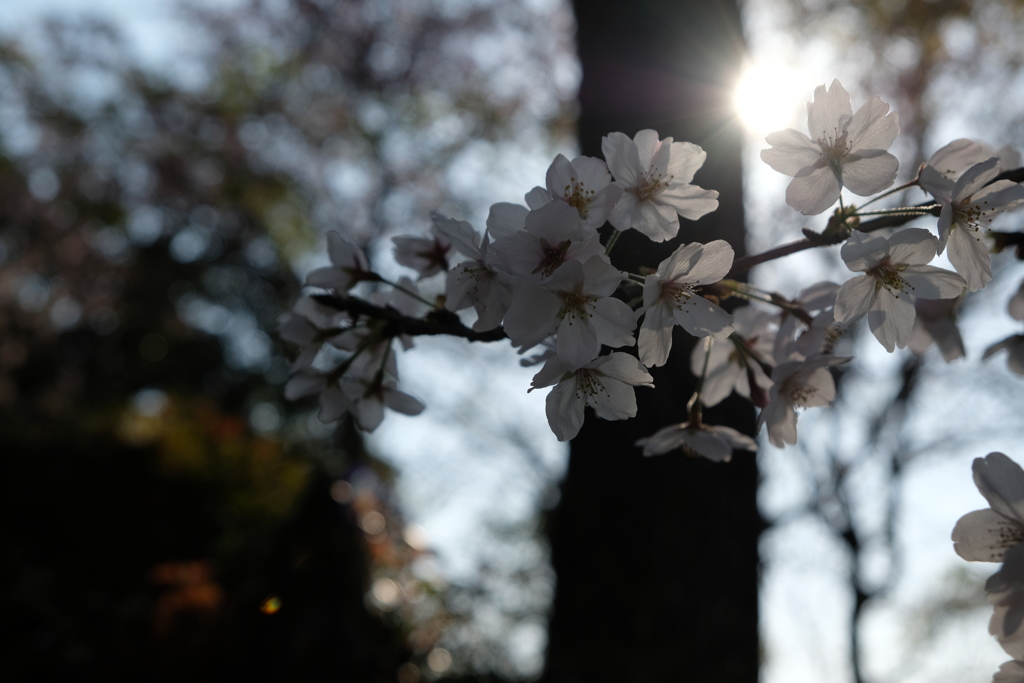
[[732, 61, 812, 139]]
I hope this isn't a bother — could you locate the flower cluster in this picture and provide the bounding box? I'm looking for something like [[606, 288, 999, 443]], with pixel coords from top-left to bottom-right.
[[281, 130, 728, 443], [953, 453, 1024, 682], [279, 79, 1024, 465]]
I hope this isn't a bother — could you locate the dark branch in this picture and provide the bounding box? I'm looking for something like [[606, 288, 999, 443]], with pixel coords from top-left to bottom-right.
[[312, 294, 509, 343]]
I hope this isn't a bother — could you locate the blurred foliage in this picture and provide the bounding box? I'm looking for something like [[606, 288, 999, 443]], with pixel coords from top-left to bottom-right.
[[0, 0, 575, 680]]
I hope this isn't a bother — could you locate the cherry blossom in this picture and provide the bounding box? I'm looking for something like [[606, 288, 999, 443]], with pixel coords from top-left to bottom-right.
[[982, 541, 1024, 677], [690, 306, 774, 408], [833, 228, 966, 352], [636, 422, 757, 462], [278, 296, 352, 371], [341, 374, 426, 432], [531, 352, 654, 442], [951, 453, 1024, 563], [758, 354, 847, 448], [540, 154, 624, 230], [773, 281, 841, 362], [488, 200, 604, 280], [323, 348, 425, 431], [503, 255, 636, 369], [920, 157, 1024, 291], [926, 138, 1021, 183], [485, 202, 529, 240], [994, 660, 1024, 683], [433, 214, 512, 331], [991, 585, 1024, 662], [761, 79, 900, 215], [602, 129, 719, 242], [392, 221, 452, 279], [305, 230, 375, 291], [926, 138, 1000, 181], [636, 240, 735, 367]]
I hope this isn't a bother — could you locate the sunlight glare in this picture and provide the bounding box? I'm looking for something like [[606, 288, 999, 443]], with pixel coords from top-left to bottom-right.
[[733, 61, 813, 139]]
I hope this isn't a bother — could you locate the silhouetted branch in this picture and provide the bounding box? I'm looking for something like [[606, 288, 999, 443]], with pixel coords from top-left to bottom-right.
[[313, 294, 509, 343]]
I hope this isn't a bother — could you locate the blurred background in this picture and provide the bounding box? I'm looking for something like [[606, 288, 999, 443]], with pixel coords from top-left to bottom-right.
[[3, 1, 1024, 682]]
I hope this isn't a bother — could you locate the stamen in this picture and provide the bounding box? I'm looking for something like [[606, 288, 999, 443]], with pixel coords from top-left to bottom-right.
[[534, 239, 573, 277], [563, 177, 597, 217]]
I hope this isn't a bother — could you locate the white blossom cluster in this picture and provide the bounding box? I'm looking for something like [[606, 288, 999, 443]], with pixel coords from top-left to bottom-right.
[[953, 453, 1024, 682], [280, 79, 1024, 466]]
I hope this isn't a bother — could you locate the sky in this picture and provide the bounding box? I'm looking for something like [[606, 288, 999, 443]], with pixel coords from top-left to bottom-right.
[[3, 2, 1022, 682]]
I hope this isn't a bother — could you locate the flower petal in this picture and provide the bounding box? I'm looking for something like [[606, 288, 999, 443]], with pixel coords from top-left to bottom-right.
[[786, 165, 841, 215], [952, 508, 1022, 562], [887, 227, 938, 266], [761, 129, 821, 176], [842, 151, 898, 196], [806, 80, 853, 143], [833, 274, 876, 323], [602, 132, 640, 186], [638, 323, 674, 368], [546, 377, 585, 442], [942, 222, 991, 290], [666, 140, 707, 184], [847, 95, 899, 152], [867, 285, 915, 352], [840, 231, 888, 272], [974, 453, 1024, 526]]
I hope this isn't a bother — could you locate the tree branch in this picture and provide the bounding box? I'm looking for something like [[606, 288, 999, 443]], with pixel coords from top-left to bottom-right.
[[312, 294, 509, 343]]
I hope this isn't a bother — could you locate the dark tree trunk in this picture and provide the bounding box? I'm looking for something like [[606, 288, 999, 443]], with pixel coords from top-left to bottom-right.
[[541, 2, 761, 681]]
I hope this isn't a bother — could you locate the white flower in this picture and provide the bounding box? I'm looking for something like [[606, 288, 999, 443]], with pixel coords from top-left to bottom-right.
[[761, 79, 900, 215], [278, 296, 352, 371], [433, 213, 512, 331], [834, 228, 966, 352], [926, 138, 1000, 181], [485, 202, 529, 240], [531, 352, 654, 442], [543, 154, 624, 230], [758, 354, 848, 448], [773, 281, 841, 362], [488, 201, 604, 280], [636, 240, 735, 367], [926, 138, 1021, 182], [305, 230, 375, 290], [283, 364, 424, 431], [602, 129, 719, 242], [690, 307, 775, 407], [503, 255, 636, 369], [339, 350, 425, 431], [342, 374, 425, 432], [920, 158, 1024, 291], [994, 659, 1024, 683], [392, 221, 452, 279], [636, 422, 756, 462], [951, 453, 1024, 563], [991, 584, 1024, 662]]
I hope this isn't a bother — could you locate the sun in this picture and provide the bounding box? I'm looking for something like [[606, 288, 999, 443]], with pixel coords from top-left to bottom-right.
[[732, 60, 814, 139]]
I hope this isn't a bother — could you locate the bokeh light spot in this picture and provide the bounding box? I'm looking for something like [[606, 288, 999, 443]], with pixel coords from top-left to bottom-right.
[[260, 595, 281, 615]]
